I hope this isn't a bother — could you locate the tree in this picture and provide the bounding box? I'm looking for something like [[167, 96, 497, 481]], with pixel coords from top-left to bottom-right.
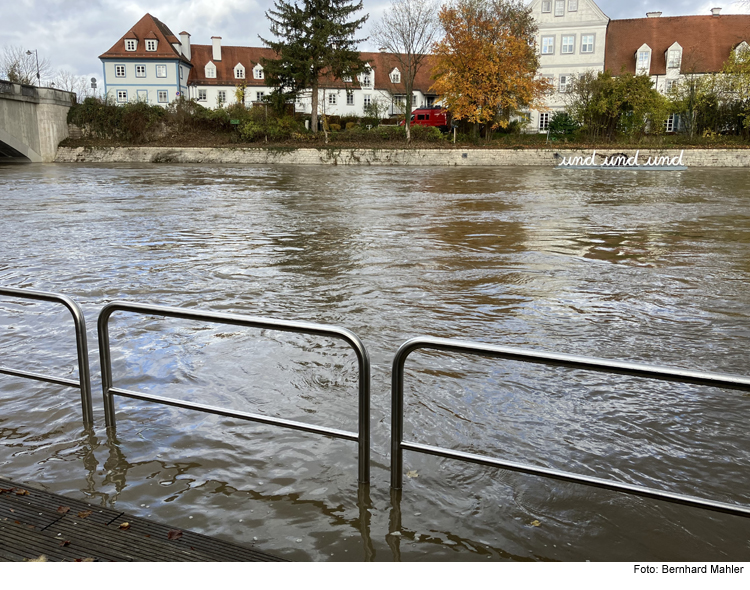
[[721, 43, 750, 135], [50, 70, 94, 102], [260, 0, 369, 133], [1, 46, 52, 86], [430, 0, 548, 139], [371, 0, 442, 142]]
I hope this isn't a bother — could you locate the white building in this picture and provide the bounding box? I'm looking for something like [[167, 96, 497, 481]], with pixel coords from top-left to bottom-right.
[[529, 0, 610, 132]]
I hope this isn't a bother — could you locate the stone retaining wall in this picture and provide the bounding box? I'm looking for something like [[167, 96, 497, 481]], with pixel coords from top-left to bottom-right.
[[54, 146, 750, 167]]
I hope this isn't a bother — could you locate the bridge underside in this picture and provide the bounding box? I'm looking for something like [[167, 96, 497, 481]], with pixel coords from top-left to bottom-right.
[[0, 128, 40, 162], [0, 139, 29, 160]]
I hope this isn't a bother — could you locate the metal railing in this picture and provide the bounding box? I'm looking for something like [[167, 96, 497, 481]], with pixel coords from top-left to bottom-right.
[[0, 287, 93, 425], [391, 336, 750, 519], [98, 301, 371, 483]]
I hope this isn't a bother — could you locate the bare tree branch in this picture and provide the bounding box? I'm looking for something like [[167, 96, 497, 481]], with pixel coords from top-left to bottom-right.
[[371, 0, 443, 142], [1, 45, 53, 85]]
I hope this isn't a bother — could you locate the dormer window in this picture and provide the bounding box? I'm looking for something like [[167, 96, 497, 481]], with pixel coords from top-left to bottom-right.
[[146, 39, 157, 52], [235, 64, 245, 79], [205, 62, 216, 79], [253, 65, 264, 79], [343, 75, 352, 83], [390, 68, 401, 83], [636, 45, 652, 75], [666, 42, 683, 69], [125, 39, 137, 51], [361, 69, 372, 87]]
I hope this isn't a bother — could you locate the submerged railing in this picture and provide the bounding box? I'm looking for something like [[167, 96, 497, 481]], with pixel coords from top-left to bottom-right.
[[391, 336, 750, 519], [0, 287, 93, 425], [98, 301, 371, 484]]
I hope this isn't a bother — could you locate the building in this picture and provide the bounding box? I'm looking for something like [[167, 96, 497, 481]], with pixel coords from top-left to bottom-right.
[[529, 0, 610, 132], [99, 14, 193, 106], [100, 14, 438, 118]]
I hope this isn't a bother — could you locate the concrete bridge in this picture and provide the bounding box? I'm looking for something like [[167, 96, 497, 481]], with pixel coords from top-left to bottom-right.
[[0, 80, 75, 162]]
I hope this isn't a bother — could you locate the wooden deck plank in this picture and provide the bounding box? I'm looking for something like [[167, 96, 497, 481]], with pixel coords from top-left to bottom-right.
[[0, 478, 286, 562]]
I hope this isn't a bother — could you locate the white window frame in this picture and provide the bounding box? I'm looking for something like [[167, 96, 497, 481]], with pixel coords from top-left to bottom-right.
[[541, 36, 555, 55], [146, 39, 157, 52], [115, 64, 126, 78], [253, 66, 264, 80], [125, 39, 137, 52], [581, 34, 594, 53], [156, 65, 167, 78], [542, 75, 555, 94], [198, 89, 207, 101], [217, 90, 226, 104], [390, 69, 401, 83], [256, 91, 265, 101], [539, 112, 550, 131], [667, 50, 681, 69], [157, 90, 168, 103], [206, 63, 216, 79], [235, 65, 245, 79], [664, 114, 678, 133], [363, 94, 372, 108], [541, 1, 551, 12], [135, 65, 146, 78], [117, 90, 128, 102], [559, 74, 570, 93], [328, 93, 337, 105], [637, 51, 651, 75], [346, 91, 354, 105], [665, 79, 678, 93], [554, 0, 565, 16], [568, 0, 578, 11], [561, 35, 575, 54]]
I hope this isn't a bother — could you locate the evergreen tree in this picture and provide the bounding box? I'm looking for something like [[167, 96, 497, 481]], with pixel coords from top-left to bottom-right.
[[260, 0, 369, 132]]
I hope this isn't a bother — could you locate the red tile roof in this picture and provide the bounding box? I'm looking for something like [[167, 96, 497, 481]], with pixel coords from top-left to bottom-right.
[[605, 15, 750, 75], [99, 13, 191, 65]]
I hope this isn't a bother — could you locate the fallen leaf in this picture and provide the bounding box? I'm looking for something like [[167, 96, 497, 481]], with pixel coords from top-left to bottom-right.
[[406, 470, 419, 479], [0, 488, 13, 494], [74, 558, 95, 562], [25, 555, 47, 562], [14, 520, 20, 525], [77, 510, 92, 519], [118, 522, 131, 530], [144, 534, 151, 538], [8, 509, 14, 513], [60, 540, 71, 547], [57, 506, 70, 514], [531, 520, 541, 527], [15, 489, 29, 496], [167, 529, 183, 540]]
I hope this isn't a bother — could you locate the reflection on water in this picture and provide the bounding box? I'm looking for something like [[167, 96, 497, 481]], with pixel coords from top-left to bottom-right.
[[1, 163, 750, 560]]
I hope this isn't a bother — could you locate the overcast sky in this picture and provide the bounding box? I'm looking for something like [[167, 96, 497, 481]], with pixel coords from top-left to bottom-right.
[[3, 0, 749, 84]]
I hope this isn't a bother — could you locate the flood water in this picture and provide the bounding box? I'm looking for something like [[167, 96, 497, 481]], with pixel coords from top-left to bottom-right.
[[1, 162, 750, 561]]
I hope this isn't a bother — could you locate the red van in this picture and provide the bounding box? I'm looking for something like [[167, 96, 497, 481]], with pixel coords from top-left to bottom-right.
[[401, 107, 450, 132]]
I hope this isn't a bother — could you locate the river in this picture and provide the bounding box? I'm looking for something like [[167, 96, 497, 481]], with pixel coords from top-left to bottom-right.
[[1, 162, 749, 561]]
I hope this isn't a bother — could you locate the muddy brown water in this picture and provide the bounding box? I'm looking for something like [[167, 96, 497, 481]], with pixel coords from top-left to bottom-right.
[[1, 162, 750, 561]]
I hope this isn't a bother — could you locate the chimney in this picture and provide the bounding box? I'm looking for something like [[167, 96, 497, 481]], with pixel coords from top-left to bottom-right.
[[180, 31, 191, 60], [379, 47, 387, 53], [646, 11, 662, 18], [212, 36, 222, 61], [711, 7, 721, 16]]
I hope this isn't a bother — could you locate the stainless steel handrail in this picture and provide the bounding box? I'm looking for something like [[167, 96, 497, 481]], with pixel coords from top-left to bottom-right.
[[391, 336, 750, 518], [98, 301, 371, 483], [0, 287, 93, 425]]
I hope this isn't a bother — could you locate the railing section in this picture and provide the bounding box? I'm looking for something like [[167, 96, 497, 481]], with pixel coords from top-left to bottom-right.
[[98, 301, 371, 483], [391, 336, 750, 519], [0, 287, 93, 425]]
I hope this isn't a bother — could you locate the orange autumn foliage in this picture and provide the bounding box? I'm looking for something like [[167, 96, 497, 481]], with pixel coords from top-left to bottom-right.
[[431, 0, 549, 132]]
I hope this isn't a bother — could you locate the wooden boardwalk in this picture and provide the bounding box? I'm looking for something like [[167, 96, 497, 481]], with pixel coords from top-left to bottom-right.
[[0, 477, 286, 562]]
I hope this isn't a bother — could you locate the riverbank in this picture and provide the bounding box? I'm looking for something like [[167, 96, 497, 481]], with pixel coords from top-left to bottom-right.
[[55, 145, 750, 166]]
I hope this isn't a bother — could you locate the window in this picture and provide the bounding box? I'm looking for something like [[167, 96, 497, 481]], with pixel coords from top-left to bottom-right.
[[542, 75, 554, 94], [562, 35, 575, 54], [541, 1, 551, 12], [135, 65, 146, 78], [559, 74, 570, 93], [665, 79, 678, 92], [146, 39, 157, 51], [117, 90, 127, 102], [667, 50, 681, 69], [256, 91, 264, 101], [158, 90, 168, 103], [363, 94, 371, 107], [539, 112, 550, 131], [346, 91, 354, 105], [542, 36, 555, 55], [664, 114, 679, 133], [554, 0, 565, 16], [198, 89, 207, 101], [217, 90, 226, 104], [115, 65, 126, 77], [206, 65, 216, 78], [328, 93, 337, 105], [568, 0, 578, 10], [390, 69, 400, 83], [125, 39, 137, 51], [343, 75, 352, 83], [253, 66, 264, 79], [156, 65, 167, 78], [180, 68, 183, 80], [362, 74, 371, 87], [581, 34, 594, 53], [235, 65, 245, 79], [637, 51, 651, 74]]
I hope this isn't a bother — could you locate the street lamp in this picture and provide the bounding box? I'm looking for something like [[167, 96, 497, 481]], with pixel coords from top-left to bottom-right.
[[25, 49, 40, 86]]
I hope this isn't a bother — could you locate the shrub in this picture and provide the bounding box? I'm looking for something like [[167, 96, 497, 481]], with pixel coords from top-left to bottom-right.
[[329, 123, 341, 132], [345, 122, 357, 130]]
